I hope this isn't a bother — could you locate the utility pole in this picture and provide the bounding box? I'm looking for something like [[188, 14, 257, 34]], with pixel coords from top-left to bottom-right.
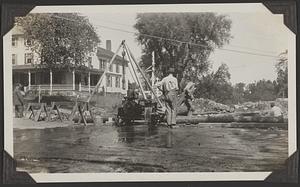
[[151, 51, 155, 99]]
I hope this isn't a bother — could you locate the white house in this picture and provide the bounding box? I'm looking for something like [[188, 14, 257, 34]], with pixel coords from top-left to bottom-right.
[[11, 26, 130, 95]]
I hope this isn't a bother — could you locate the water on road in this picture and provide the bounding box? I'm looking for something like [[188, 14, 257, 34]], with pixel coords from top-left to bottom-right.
[[14, 123, 288, 173]]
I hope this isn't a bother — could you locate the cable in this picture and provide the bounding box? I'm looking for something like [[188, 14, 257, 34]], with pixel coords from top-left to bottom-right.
[[87, 16, 135, 28], [89, 15, 280, 55], [50, 14, 279, 58], [225, 44, 278, 54]]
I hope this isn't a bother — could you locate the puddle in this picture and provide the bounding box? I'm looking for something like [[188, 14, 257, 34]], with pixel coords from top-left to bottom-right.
[[14, 123, 288, 173]]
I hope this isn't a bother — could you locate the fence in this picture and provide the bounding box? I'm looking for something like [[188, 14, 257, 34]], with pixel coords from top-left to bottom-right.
[[27, 84, 92, 92]]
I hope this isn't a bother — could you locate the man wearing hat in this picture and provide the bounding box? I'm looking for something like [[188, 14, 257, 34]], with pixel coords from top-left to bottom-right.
[[178, 78, 196, 116], [156, 68, 179, 128]]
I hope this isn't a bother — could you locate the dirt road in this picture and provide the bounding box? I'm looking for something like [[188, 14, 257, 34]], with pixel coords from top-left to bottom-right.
[[14, 120, 288, 173]]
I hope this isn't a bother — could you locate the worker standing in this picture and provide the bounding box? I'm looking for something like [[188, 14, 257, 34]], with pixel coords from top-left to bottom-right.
[[178, 79, 196, 116], [270, 102, 283, 122], [156, 68, 179, 128], [13, 83, 25, 118]]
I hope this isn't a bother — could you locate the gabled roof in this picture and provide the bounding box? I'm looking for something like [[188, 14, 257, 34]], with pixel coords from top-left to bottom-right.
[[97, 47, 128, 65]]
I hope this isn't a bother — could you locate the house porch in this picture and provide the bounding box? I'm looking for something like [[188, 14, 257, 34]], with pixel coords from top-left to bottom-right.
[[13, 67, 104, 94]]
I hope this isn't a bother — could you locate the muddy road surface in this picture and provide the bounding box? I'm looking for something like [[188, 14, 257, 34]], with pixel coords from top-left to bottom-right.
[[14, 123, 288, 173]]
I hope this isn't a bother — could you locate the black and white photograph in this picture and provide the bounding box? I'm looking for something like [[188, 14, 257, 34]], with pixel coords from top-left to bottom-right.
[[2, 3, 297, 183]]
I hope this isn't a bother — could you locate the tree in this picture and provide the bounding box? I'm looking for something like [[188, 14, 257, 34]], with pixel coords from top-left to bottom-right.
[[134, 13, 232, 83], [243, 79, 277, 102], [16, 13, 100, 70], [232, 82, 245, 104], [275, 50, 288, 98], [195, 63, 233, 104]]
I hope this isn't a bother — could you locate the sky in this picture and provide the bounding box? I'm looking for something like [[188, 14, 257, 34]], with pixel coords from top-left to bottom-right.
[[82, 11, 289, 85], [30, 4, 291, 85]]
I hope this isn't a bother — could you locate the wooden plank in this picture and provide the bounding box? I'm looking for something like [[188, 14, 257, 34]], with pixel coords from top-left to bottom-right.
[[87, 103, 95, 125], [77, 105, 87, 126], [55, 105, 63, 122], [27, 103, 46, 107], [34, 106, 42, 122], [47, 103, 55, 121], [43, 104, 49, 119], [51, 101, 74, 107], [69, 102, 78, 121], [28, 106, 35, 119]]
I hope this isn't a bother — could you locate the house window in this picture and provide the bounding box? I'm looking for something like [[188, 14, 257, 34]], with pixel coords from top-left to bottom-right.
[[106, 75, 112, 87], [109, 63, 113, 72], [116, 76, 120, 88], [25, 53, 33, 64], [12, 54, 17, 65], [99, 59, 106, 70], [12, 36, 18, 47], [116, 64, 120, 73]]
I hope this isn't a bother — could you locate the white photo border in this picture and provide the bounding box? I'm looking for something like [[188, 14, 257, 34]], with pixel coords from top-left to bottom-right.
[[3, 3, 297, 182]]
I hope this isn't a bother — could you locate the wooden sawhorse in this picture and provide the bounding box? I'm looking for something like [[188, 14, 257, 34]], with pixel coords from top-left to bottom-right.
[[26, 103, 48, 122], [69, 101, 95, 126], [48, 101, 74, 122]]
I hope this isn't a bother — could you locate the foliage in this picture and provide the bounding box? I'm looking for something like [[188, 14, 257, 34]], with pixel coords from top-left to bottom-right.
[[134, 13, 232, 83], [232, 82, 245, 104], [195, 63, 233, 104], [243, 80, 277, 102], [275, 50, 288, 98], [16, 13, 100, 70], [195, 62, 282, 104]]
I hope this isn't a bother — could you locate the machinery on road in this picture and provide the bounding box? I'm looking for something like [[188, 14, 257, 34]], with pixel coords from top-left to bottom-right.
[[87, 40, 165, 126], [114, 42, 165, 126], [115, 97, 164, 125]]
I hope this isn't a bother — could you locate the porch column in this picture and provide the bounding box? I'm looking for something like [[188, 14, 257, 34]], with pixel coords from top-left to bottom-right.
[[28, 70, 31, 90], [50, 70, 53, 95], [72, 70, 75, 90], [88, 72, 91, 93]]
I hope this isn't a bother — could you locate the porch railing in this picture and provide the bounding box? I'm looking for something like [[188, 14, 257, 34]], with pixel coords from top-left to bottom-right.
[[26, 84, 94, 92], [25, 84, 124, 95]]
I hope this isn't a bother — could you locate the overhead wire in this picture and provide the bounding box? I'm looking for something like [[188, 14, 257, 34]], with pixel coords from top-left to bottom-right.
[[88, 15, 280, 55], [50, 14, 279, 58]]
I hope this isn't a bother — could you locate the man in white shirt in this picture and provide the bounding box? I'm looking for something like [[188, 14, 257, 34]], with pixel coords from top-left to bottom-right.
[[270, 102, 283, 117], [156, 68, 179, 128]]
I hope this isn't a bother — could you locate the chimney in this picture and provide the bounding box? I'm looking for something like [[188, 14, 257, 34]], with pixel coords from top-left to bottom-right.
[[106, 40, 112, 51]]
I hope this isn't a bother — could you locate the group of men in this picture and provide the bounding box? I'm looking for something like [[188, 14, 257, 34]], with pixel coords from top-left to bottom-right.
[[13, 70, 284, 126], [154, 68, 284, 128]]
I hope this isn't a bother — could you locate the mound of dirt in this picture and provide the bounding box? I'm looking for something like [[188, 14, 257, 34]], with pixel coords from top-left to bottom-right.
[[177, 98, 234, 115], [234, 98, 288, 118], [192, 98, 234, 114], [178, 97, 288, 118]]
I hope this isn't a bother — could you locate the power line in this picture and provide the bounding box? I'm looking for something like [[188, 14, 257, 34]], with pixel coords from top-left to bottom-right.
[[50, 14, 279, 58], [89, 16, 280, 55], [226, 44, 278, 54], [88, 16, 135, 28]]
